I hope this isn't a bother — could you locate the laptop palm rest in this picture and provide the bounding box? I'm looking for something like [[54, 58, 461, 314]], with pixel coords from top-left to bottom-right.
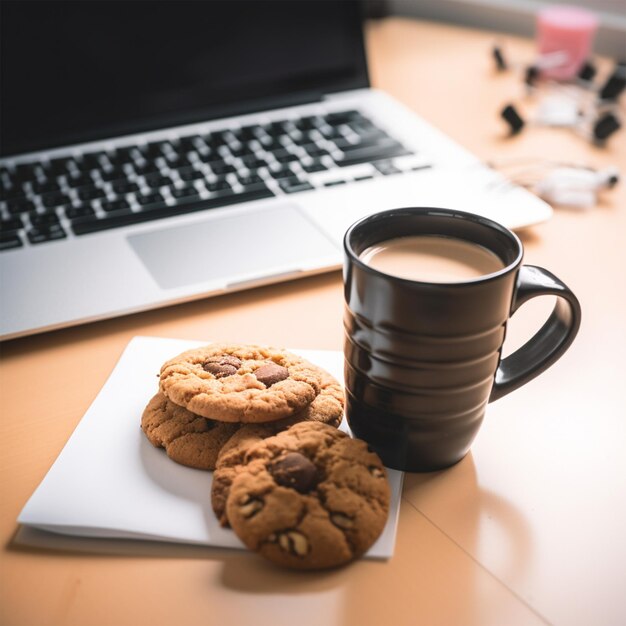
[[127, 204, 340, 290]]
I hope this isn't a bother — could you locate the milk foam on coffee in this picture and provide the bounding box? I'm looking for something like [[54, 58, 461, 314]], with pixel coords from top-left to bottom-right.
[[360, 235, 504, 283]]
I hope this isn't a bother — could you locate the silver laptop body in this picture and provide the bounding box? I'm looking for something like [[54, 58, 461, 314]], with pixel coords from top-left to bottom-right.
[[0, 2, 551, 340]]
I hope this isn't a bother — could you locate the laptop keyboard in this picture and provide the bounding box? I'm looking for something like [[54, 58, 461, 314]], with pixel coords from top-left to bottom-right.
[[0, 110, 420, 251]]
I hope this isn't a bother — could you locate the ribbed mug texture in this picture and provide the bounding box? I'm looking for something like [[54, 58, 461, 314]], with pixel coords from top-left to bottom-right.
[[343, 208, 521, 471]]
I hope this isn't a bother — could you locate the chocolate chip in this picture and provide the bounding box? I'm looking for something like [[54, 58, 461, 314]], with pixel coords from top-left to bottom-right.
[[269, 452, 318, 493], [253, 362, 289, 387], [202, 355, 242, 378]]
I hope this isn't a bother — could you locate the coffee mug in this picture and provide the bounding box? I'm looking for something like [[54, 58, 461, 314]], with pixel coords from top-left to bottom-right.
[[343, 207, 581, 472]]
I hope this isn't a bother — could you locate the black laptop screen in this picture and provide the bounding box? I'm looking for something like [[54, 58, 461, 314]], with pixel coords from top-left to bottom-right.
[[0, 1, 368, 156]]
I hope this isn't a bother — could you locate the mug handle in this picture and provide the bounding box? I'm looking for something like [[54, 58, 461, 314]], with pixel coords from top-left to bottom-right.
[[489, 265, 581, 402]]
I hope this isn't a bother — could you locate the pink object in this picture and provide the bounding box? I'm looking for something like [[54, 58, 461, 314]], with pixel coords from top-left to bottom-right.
[[536, 5, 598, 80]]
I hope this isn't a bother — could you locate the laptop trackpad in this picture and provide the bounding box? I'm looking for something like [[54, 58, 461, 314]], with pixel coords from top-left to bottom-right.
[[127, 204, 340, 290]]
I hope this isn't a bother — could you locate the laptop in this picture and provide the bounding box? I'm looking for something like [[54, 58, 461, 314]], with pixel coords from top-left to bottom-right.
[[0, 1, 551, 340]]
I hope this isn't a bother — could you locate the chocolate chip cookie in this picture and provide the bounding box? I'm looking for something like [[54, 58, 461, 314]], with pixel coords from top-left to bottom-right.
[[159, 344, 325, 422], [224, 422, 390, 570], [141, 392, 240, 471], [211, 368, 344, 525]]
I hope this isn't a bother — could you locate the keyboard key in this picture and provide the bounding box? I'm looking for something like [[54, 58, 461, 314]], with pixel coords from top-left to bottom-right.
[[295, 116, 322, 131], [42, 192, 72, 208], [0, 216, 24, 232], [27, 224, 67, 244], [302, 160, 328, 174], [204, 132, 228, 148], [101, 199, 131, 213], [229, 145, 255, 158], [209, 163, 236, 175], [100, 167, 128, 182], [240, 155, 268, 170], [261, 138, 285, 152], [0, 233, 23, 251], [335, 142, 413, 168], [324, 180, 346, 187], [278, 179, 314, 194], [65, 205, 96, 219], [165, 154, 192, 169], [78, 151, 106, 169], [320, 126, 345, 140], [207, 178, 231, 193], [263, 121, 288, 137], [330, 137, 356, 151], [112, 180, 139, 194], [7, 198, 35, 214], [142, 141, 172, 157], [109, 147, 140, 165], [78, 186, 106, 201], [48, 157, 74, 175], [291, 134, 316, 147], [32, 180, 61, 194], [349, 125, 389, 141], [304, 146, 330, 159], [136, 192, 164, 206], [269, 165, 296, 179], [273, 150, 299, 164], [66, 173, 94, 188], [144, 174, 172, 188], [339, 135, 393, 152], [179, 168, 205, 182], [325, 110, 362, 125], [237, 173, 263, 186], [170, 185, 199, 200], [195, 152, 221, 164], [373, 160, 401, 176], [1, 184, 28, 201], [348, 119, 381, 136], [178, 135, 202, 151], [234, 125, 261, 141], [13, 162, 42, 182], [133, 161, 161, 175], [72, 185, 275, 236], [30, 211, 60, 228]]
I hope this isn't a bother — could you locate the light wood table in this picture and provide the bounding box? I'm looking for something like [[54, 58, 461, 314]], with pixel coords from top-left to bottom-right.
[[2, 18, 625, 626]]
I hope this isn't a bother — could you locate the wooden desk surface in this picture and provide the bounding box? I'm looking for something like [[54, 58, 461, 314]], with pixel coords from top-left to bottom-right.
[[2, 18, 625, 626]]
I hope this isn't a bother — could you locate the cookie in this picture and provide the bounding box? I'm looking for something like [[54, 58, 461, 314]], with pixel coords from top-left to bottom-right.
[[211, 369, 345, 525], [159, 344, 325, 422], [141, 392, 240, 471], [224, 422, 390, 570]]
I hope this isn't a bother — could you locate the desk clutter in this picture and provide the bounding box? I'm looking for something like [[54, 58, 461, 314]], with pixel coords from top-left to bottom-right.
[[491, 5, 624, 144], [17, 338, 402, 570], [496, 54, 624, 144], [487, 158, 619, 209], [486, 6, 623, 209]]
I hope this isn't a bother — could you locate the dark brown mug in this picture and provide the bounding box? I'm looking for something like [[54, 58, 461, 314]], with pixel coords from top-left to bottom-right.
[[343, 207, 581, 472]]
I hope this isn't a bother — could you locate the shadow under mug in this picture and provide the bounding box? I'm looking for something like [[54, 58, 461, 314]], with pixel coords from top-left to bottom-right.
[[343, 207, 581, 472]]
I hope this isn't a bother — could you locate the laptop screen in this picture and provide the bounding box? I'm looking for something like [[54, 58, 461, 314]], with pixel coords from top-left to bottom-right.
[[0, 1, 368, 157]]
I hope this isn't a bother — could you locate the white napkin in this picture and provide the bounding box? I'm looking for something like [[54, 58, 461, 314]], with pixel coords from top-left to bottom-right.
[[18, 336, 403, 558]]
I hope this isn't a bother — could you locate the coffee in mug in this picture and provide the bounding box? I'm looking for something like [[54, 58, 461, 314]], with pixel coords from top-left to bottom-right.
[[359, 235, 505, 283], [343, 208, 581, 472]]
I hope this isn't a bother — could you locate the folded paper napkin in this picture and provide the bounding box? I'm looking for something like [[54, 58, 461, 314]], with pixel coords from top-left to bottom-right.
[[18, 336, 403, 558]]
